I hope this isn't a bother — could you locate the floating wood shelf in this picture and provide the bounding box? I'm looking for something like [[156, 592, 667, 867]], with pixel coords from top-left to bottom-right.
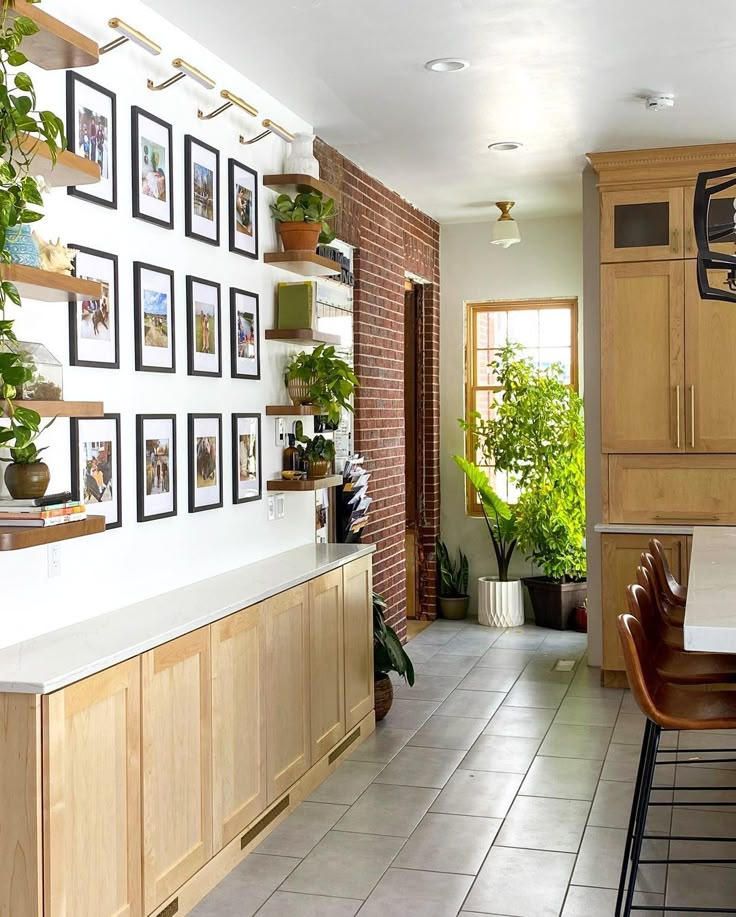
[[265, 329, 341, 346], [266, 475, 342, 493], [6, 1, 99, 70], [264, 174, 341, 202], [264, 251, 341, 278], [16, 132, 101, 187], [5, 401, 104, 418], [0, 264, 102, 303], [0, 516, 105, 552], [265, 404, 324, 417]]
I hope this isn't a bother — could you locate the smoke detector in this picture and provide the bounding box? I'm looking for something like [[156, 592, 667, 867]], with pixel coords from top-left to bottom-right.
[[645, 94, 675, 112]]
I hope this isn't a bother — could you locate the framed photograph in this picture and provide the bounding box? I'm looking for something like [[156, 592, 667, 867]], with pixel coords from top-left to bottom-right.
[[230, 288, 260, 379], [66, 72, 117, 209], [68, 245, 119, 368], [70, 414, 122, 530], [232, 413, 261, 504], [187, 276, 221, 377], [188, 414, 223, 512], [185, 135, 220, 246], [136, 414, 177, 522], [134, 262, 176, 373], [132, 106, 174, 229], [228, 158, 258, 259]]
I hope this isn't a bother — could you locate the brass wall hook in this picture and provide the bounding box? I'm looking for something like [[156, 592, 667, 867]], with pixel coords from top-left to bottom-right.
[[198, 90, 257, 121], [148, 58, 215, 92], [100, 18, 161, 56], [240, 119, 294, 145]]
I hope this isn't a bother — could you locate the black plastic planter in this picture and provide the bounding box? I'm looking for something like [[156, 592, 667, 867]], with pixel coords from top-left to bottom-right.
[[523, 577, 587, 631]]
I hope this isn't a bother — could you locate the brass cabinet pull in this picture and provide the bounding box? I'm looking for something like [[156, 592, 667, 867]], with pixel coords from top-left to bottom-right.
[[690, 385, 696, 448], [675, 385, 681, 448], [671, 228, 680, 253], [654, 513, 719, 522]]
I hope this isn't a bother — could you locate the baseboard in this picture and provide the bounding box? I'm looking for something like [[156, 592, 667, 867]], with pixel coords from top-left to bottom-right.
[[149, 710, 376, 917]]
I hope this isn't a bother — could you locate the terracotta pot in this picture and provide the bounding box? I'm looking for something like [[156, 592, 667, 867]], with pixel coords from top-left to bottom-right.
[[374, 673, 394, 722], [307, 459, 331, 479], [278, 221, 321, 252], [287, 376, 316, 405], [438, 595, 470, 620], [4, 461, 50, 499]]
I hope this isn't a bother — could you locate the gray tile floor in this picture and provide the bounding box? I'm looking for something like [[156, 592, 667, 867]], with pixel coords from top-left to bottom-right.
[[190, 618, 736, 916]]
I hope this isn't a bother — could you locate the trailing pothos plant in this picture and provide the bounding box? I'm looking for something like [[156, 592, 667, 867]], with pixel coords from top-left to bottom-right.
[[0, 1, 66, 462]]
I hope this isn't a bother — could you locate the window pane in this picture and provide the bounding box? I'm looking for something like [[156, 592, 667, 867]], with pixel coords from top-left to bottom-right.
[[476, 349, 495, 386], [488, 310, 507, 349], [539, 347, 571, 382], [508, 309, 539, 348], [539, 309, 572, 347], [474, 389, 492, 419]]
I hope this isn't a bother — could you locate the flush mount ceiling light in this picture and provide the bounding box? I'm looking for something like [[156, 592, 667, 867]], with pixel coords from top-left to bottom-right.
[[491, 201, 521, 248], [488, 141, 524, 152], [424, 58, 470, 72]]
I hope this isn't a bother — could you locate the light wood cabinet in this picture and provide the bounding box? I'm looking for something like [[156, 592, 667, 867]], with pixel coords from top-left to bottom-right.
[[601, 261, 685, 452], [142, 628, 212, 914], [309, 570, 346, 762], [601, 533, 687, 673], [600, 188, 684, 262], [43, 659, 141, 917], [211, 604, 267, 853], [265, 583, 311, 802], [343, 553, 374, 730]]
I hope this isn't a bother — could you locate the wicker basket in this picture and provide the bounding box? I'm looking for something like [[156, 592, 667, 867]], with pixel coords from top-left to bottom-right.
[[374, 673, 394, 722], [287, 376, 316, 405]]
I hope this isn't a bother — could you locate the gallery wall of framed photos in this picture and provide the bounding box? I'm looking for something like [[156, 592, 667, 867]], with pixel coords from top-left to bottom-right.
[[0, 0, 318, 649]]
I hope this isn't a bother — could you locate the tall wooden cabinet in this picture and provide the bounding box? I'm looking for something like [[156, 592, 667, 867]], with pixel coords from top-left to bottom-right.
[[309, 571, 346, 762]]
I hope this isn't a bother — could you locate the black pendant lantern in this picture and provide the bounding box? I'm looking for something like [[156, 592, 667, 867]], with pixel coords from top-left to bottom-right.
[[694, 165, 736, 302]]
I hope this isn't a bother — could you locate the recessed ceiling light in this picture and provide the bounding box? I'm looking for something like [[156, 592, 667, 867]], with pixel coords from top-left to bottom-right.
[[424, 58, 470, 73], [488, 141, 524, 152]]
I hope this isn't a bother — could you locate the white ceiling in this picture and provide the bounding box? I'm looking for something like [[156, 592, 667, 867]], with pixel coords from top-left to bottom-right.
[[149, 0, 736, 222]]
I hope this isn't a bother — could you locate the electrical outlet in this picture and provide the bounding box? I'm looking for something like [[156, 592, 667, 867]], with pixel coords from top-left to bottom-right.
[[274, 418, 286, 448], [276, 494, 285, 519], [47, 544, 61, 578], [267, 495, 276, 521]]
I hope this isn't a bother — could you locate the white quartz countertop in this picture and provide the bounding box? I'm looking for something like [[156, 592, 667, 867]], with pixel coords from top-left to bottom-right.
[[594, 523, 694, 535], [685, 527, 736, 653], [0, 543, 375, 694]]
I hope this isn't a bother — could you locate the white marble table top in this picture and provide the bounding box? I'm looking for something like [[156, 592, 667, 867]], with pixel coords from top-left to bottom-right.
[[0, 542, 374, 694], [685, 527, 736, 653]]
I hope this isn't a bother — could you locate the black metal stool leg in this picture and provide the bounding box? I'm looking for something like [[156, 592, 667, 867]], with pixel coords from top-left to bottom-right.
[[622, 723, 661, 917]]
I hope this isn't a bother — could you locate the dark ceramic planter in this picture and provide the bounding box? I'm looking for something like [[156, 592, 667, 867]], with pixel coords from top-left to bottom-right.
[[438, 595, 470, 620], [523, 577, 587, 631], [4, 461, 50, 499], [374, 673, 394, 721]]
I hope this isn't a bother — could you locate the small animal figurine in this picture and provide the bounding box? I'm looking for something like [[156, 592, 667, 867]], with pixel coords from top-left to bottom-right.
[[32, 232, 77, 275]]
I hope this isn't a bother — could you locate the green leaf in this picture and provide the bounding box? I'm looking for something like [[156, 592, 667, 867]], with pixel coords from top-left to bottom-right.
[[19, 208, 43, 223], [2, 281, 20, 306], [13, 71, 32, 92], [13, 16, 40, 37], [7, 50, 27, 67]]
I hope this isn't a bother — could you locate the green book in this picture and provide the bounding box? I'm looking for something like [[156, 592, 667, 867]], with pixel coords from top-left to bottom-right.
[[277, 281, 316, 330]]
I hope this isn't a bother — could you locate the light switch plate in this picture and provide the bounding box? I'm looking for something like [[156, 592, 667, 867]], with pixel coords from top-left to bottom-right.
[[267, 495, 276, 521], [275, 494, 285, 519], [47, 544, 61, 578], [274, 418, 286, 448]]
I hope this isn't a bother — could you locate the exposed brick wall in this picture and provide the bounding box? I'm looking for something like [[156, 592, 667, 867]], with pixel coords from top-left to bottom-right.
[[315, 140, 441, 638]]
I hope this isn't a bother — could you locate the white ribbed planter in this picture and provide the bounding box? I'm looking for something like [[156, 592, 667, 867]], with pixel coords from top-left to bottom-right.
[[478, 577, 525, 627]]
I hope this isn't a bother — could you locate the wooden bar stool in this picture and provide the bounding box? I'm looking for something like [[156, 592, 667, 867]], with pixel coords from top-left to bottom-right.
[[616, 612, 736, 916], [649, 537, 687, 607], [640, 551, 685, 628]]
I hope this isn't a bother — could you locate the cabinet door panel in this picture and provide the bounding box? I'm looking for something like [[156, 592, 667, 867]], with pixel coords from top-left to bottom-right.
[[43, 659, 141, 917], [309, 570, 345, 761], [265, 584, 310, 802], [601, 188, 684, 262], [142, 628, 212, 914], [601, 261, 685, 452], [343, 555, 374, 730], [212, 604, 266, 852], [602, 534, 686, 673], [685, 266, 736, 451]]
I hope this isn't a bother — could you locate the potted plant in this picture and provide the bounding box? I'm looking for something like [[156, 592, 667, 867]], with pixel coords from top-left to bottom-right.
[[373, 592, 414, 721], [270, 190, 336, 252], [453, 456, 525, 627], [286, 344, 358, 426], [436, 538, 470, 619], [294, 420, 335, 478], [463, 345, 586, 630]]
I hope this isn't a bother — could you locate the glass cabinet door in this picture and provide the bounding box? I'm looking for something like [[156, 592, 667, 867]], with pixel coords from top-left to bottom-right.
[[601, 188, 684, 262], [684, 185, 736, 258]]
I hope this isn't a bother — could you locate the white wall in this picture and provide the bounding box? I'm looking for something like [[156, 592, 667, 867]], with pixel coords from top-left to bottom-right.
[[439, 216, 583, 616], [0, 0, 317, 648]]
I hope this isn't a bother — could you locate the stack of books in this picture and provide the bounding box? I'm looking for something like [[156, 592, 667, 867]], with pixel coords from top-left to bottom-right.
[[0, 491, 87, 528], [337, 457, 371, 543]]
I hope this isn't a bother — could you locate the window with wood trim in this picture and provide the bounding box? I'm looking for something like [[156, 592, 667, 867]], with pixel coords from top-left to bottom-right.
[[465, 298, 579, 516]]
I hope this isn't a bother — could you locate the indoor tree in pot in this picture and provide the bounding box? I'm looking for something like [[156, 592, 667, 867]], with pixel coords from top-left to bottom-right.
[[373, 591, 414, 721], [463, 345, 586, 630], [270, 190, 336, 252], [436, 537, 469, 619], [453, 456, 524, 627], [286, 344, 358, 426]]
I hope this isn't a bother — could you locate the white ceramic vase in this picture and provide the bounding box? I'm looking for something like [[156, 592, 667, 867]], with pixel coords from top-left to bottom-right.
[[284, 132, 320, 178], [478, 577, 525, 628]]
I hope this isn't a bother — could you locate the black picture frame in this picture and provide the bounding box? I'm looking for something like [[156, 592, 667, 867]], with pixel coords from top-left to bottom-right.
[[230, 288, 260, 380], [66, 72, 117, 210], [68, 244, 119, 369], [131, 106, 174, 230], [136, 414, 178, 523], [186, 275, 222, 377], [185, 134, 220, 246], [133, 262, 176, 373], [228, 158, 259, 259], [231, 413, 262, 504], [188, 413, 223, 513], [70, 414, 122, 530]]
